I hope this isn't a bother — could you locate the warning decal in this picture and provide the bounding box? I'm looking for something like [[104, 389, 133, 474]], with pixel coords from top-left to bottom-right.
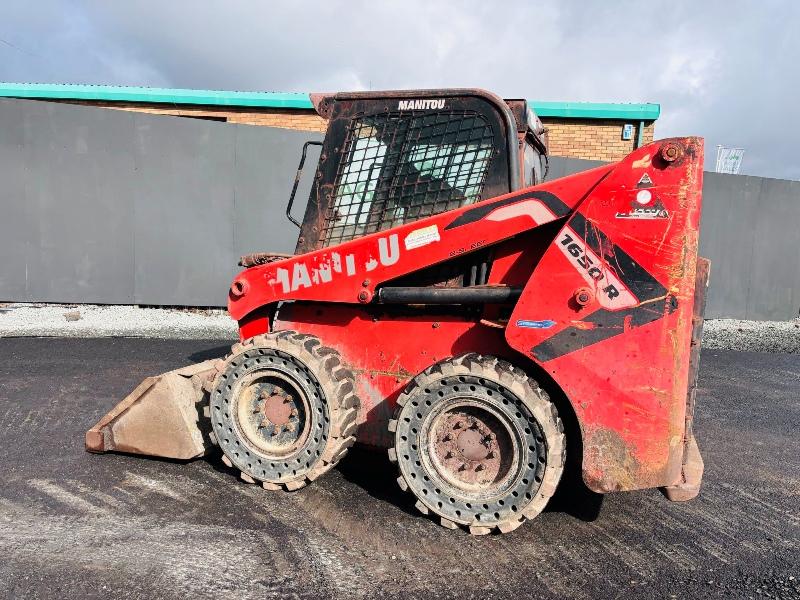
[[404, 225, 441, 250]]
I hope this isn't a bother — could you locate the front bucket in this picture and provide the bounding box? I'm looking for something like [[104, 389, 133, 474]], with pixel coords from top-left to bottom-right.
[[86, 360, 217, 460]]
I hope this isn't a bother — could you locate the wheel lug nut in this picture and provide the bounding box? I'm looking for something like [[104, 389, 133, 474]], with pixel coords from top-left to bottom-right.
[[469, 422, 479, 430], [458, 463, 468, 471], [453, 421, 464, 430], [475, 464, 485, 472], [442, 434, 453, 442], [486, 451, 495, 459], [444, 451, 454, 459]]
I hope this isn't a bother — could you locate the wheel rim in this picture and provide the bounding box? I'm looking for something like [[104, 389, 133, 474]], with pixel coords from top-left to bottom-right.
[[235, 372, 311, 457], [395, 373, 549, 525], [426, 401, 519, 495], [211, 347, 332, 482]]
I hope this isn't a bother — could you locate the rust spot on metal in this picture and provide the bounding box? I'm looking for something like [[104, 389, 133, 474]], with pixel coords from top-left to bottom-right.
[[431, 408, 513, 488], [353, 366, 413, 379], [660, 141, 683, 163], [262, 393, 293, 427], [582, 428, 643, 493], [230, 279, 249, 298], [239, 252, 292, 268], [660, 256, 709, 501], [573, 287, 594, 307]]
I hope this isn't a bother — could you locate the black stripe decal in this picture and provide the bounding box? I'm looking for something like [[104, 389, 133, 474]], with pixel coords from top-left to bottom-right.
[[532, 296, 678, 362], [444, 191, 569, 230]]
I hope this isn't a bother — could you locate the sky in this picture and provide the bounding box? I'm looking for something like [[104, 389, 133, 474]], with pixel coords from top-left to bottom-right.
[[0, 0, 798, 180]]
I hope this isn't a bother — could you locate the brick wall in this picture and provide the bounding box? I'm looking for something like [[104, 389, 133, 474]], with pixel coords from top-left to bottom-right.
[[52, 100, 654, 162], [56, 100, 329, 133], [542, 118, 655, 162]]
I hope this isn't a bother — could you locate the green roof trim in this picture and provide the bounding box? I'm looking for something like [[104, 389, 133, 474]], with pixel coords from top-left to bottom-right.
[[0, 83, 313, 109], [530, 101, 660, 121], [0, 83, 659, 121]]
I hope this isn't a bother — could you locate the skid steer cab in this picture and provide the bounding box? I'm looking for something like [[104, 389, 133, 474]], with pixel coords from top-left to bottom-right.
[[87, 89, 708, 535]]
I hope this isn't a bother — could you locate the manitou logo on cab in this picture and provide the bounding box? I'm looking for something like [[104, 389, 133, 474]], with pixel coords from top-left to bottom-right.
[[398, 99, 446, 110], [272, 234, 400, 293]]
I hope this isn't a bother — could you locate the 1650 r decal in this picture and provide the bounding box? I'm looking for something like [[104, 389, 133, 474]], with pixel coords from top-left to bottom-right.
[[557, 230, 638, 310]]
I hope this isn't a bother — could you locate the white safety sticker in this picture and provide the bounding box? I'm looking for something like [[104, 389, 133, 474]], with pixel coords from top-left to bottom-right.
[[404, 224, 441, 250], [615, 199, 669, 220]]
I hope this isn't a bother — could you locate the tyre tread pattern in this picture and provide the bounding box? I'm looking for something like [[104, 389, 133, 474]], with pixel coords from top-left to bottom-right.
[[390, 353, 565, 535], [210, 331, 360, 491]]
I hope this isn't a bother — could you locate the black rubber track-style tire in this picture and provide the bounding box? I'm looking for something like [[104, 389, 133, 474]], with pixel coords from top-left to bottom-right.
[[389, 353, 565, 534], [208, 331, 360, 491]]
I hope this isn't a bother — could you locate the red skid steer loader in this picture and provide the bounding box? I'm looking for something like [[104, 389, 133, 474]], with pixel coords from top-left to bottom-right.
[[87, 89, 708, 535]]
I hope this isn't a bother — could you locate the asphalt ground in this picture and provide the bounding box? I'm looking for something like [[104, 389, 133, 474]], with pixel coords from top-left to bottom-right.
[[0, 338, 797, 600]]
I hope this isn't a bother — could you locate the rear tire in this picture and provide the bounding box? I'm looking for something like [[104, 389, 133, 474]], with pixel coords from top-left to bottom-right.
[[209, 331, 359, 490], [389, 353, 565, 534]]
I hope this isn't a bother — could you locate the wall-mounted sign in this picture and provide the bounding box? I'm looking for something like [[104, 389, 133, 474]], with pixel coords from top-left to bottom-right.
[[622, 123, 634, 141]]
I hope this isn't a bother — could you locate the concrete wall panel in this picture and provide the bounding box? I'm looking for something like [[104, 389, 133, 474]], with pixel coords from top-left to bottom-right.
[[698, 173, 763, 319], [745, 177, 800, 320], [1, 99, 798, 320], [131, 115, 236, 306], [232, 126, 322, 259], [547, 156, 606, 180], [0, 101, 29, 300], [11, 100, 137, 303]]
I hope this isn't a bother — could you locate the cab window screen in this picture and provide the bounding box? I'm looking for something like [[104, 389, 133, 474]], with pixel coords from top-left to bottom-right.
[[320, 110, 495, 247]]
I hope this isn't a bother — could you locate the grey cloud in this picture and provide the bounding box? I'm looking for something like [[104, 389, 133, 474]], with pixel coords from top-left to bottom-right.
[[0, 0, 797, 179]]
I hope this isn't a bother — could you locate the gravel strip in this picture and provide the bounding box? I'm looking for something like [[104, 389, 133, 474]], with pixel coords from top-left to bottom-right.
[[0, 304, 237, 340], [702, 317, 800, 353], [0, 303, 797, 352]]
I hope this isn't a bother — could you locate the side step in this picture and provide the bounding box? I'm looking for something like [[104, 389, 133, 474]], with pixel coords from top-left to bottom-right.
[[85, 360, 217, 460]]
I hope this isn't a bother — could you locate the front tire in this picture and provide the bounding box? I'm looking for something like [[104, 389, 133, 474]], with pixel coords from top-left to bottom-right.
[[389, 354, 565, 534], [209, 331, 359, 491]]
